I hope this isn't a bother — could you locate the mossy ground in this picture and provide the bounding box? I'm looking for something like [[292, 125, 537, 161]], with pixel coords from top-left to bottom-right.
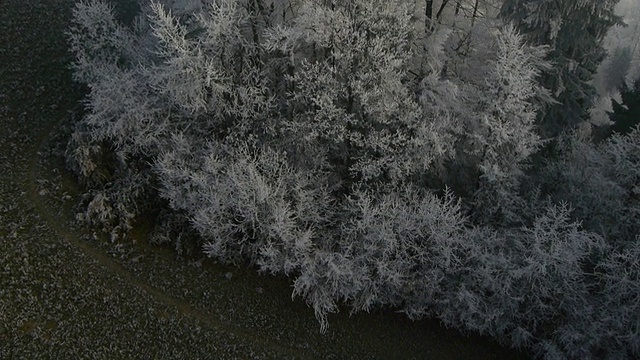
[[0, 0, 528, 358]]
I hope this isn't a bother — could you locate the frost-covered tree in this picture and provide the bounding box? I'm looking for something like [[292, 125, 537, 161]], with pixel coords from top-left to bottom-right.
[[431, 23, 552, 225], [68, 0, 139, 83], [263, 0, 457, 186], [462, 24, 550, 225], [542, 125, 640, 242], [537, 126, 640, 358], [437, 205, 605, 348], [67, 0, 166, 239], [590, 240, 640, 358], [500, 0, 623, 138], [66, 0, 280, 239], [156, 133, 335, 268]]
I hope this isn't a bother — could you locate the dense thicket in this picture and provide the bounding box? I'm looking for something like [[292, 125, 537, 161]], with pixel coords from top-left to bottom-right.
[[67, 1, 638, 358]]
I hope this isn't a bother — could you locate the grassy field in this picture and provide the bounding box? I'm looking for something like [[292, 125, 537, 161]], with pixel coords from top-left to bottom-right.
[[0, 0, 529, 358]]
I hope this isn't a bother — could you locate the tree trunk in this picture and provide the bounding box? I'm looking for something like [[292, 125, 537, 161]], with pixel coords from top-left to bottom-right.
[[436, 0, 450, 22], [471, 0, 480, 27], [425, 0, 434, 33]]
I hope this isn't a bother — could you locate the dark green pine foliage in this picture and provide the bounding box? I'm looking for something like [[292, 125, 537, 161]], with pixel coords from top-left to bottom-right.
[[608, 79, 640, 136], [500, 0, 622, 138]]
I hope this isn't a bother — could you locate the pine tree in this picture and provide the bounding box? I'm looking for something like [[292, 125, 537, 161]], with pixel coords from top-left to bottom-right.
[[608, 78, 640, 136], [500, 0, 622, 138], [442, 24, 552, 226]]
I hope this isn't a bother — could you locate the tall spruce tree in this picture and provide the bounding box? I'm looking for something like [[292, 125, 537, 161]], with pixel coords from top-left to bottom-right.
[[608, 78, 640, 136], [500, 0, 622, 138]]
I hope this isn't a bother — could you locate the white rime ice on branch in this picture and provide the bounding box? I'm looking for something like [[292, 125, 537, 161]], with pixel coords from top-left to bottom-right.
[[264, 0, 457, 183], [468, 24, 551, 225], [67, 1, 639, 358]]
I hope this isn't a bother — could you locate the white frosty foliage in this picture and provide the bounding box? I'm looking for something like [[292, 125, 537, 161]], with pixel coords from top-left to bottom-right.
[[463, 24, 551, 225], [67, 1, 639, 359], [266, 0, 455, 183], [543, 125, 640, 240], [156, 135, 333, 272], [68, 0, 137, 83]]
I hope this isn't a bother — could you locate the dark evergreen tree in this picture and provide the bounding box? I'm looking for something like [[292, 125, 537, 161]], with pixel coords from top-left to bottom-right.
[[500, 0, 622, 138], [608, 78, 640, 136]]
